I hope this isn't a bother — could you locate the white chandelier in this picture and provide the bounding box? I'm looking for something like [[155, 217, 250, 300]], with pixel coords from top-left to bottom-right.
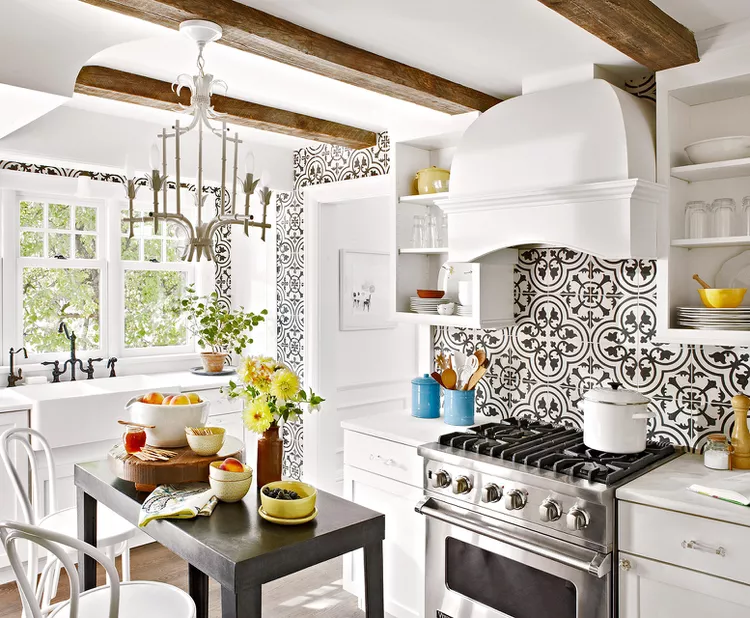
[[122, 20, 271, 262]]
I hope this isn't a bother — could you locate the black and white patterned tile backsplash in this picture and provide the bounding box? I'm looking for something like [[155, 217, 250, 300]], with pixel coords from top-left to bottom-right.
[[276, 134, 391, 478], [435, 248, 747, 451]]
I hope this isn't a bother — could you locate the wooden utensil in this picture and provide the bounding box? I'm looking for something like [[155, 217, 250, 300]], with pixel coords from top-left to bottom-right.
[[693, 274, 711, 289], [117, 420, 156, 429], [731, 394, 750, 469], [473, 349, 486, 366], [441, 368, 457, 390], [435, 353, 450, 372], [466, 366, 487, 391], [431, 371, 445, 388]]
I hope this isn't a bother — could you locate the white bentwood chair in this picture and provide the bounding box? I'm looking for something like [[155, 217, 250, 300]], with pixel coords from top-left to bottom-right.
[[0, 428, 136, 613], [0, 520, 196, 618]]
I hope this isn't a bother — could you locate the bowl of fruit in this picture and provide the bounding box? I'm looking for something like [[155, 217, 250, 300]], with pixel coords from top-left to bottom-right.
[[126, 392, 208, 448], [209, 458, 253, 502], [260, 481, 317, 520]]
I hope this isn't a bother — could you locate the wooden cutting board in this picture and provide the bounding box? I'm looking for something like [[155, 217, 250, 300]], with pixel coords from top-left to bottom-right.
[[108, 435, 244, 491]]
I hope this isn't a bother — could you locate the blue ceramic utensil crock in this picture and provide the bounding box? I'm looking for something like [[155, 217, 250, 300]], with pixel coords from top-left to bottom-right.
[[443, 388, 475, 426], [411, 374, 440, 419]]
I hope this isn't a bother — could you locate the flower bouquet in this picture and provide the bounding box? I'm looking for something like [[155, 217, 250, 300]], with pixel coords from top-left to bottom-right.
[[225, 356, 323, 486]]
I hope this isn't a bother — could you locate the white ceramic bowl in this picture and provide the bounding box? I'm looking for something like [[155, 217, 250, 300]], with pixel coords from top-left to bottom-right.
[[126, 394, 209, 447], [685, 136, 750, 164], [437, 302, 455, 316]]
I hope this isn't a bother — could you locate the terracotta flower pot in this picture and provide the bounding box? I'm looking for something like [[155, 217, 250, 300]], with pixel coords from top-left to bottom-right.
[[200, 352, 228, 373]]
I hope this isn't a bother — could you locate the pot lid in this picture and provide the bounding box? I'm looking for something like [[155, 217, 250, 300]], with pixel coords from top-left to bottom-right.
[[582, 382, 649, 406], [416, 166, 450, 175], [412, 373, 438, 386]]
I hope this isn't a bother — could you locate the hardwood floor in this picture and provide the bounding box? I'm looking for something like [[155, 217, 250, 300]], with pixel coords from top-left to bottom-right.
[[0, 543, 363, 617]]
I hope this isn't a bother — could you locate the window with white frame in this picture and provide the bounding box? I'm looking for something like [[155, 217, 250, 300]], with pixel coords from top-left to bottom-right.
[[8, 192, 194, 362]]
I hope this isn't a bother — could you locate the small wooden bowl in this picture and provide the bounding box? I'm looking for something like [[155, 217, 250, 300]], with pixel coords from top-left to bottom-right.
[[260, 481, 317, 519], [417, 289, 445, 299]]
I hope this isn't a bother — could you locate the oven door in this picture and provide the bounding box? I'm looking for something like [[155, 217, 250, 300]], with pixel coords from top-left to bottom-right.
[[417, 497, 611, 618]]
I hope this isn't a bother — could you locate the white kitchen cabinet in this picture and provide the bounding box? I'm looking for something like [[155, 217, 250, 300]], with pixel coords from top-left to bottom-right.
[[618, 552, 750, 617], [0, 409, 30, 571], [343, 465, 424, 618]]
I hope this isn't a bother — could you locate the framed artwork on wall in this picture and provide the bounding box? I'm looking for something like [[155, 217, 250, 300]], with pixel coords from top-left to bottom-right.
[[339, 250, 394, 331]]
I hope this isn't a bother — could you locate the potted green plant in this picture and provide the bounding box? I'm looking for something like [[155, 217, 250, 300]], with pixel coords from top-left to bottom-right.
[[181, 284, 267, 372]]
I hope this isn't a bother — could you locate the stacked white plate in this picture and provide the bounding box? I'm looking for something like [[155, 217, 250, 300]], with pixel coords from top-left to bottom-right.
[[677, 306, 750, 330], [410, 297, 454, 314], [455, 305, 472, 317]]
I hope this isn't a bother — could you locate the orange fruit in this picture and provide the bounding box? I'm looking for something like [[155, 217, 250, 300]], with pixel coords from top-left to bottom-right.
[[170, 394, 190, 406], [187, 392, 202, 404]]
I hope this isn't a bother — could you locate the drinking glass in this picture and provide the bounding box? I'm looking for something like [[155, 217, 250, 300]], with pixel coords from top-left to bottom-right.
[[684, 201, 708, 239], [425, 214, 438, 248], [711, 198, 736, 237], [411, 215, 425, 248], [742, 196, 750, 236], [439, 214, 449, 247]]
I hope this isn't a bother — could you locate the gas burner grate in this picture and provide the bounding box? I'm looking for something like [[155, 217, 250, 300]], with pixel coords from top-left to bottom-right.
[[438, 421, 675, 485]]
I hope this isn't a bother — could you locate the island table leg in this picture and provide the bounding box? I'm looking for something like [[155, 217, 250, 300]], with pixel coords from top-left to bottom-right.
[[189, 564, 209, 618], [76, 487, 97, 592], [221, 585, 262, 617], [364, 541, 384, 618]]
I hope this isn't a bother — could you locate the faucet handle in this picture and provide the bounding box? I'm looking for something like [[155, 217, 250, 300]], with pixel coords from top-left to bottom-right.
[[107, 357, 118, 377]]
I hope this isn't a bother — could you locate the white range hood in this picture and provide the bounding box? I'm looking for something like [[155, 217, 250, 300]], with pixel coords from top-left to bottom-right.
[[438, 79, 666, 262]]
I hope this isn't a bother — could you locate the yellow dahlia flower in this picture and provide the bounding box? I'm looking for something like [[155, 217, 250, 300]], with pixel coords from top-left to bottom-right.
[[270, 368, 300, 402], [243, 397, 273, 434]]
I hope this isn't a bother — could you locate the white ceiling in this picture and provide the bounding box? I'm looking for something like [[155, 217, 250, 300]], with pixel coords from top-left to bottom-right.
[[5, 0, 750, 155]]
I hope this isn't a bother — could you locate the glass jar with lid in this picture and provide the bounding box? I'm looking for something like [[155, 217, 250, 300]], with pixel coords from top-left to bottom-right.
[[711, 198, 736, 238], [684, 201, 708, 239], [704, 433, 732, 470]]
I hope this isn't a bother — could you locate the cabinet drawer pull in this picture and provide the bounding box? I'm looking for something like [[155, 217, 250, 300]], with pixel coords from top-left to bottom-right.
[[681, 539, 726, 557], [369, 454, 395, 466]]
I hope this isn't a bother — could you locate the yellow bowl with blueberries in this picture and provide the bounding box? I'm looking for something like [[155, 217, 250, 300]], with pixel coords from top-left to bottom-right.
[[260, 481, 317, 519]]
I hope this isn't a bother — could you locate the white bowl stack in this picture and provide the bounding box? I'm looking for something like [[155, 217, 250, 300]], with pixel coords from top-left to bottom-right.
[[410, 297, 455, 314]]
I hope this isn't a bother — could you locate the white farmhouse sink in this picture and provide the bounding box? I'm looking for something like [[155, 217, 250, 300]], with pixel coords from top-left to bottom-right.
[[18, 375, 181, 449]]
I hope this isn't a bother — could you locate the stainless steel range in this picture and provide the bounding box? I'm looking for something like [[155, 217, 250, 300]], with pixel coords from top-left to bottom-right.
[[416, 418, 680, 618]]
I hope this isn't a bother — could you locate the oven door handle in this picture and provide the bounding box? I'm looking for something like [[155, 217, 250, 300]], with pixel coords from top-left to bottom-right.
[[416, 497, 611, 578]]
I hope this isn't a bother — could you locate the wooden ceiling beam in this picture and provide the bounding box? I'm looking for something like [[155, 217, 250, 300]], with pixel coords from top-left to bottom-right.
[[75, 65, 378, 150], [79, 0, 501, 114], [537, 0, 699, 71]]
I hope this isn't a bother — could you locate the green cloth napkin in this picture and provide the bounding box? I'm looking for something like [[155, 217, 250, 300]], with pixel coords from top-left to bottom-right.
[[139, 483, 218, 527]]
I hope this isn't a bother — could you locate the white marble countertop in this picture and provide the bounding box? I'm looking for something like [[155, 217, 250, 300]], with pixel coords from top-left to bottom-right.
[[617, 454, 750, 528], [154, 371, 237, 392], [341, 409, 493, 448]]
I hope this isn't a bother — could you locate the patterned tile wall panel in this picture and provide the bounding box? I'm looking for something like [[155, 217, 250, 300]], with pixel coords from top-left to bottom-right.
[[0, 160, 232, 305], [435, 248, 748, 452], [276, 134, 390, 479]]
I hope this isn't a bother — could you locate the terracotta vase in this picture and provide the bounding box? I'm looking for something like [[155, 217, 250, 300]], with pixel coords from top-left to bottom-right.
[[200, 351, 227, 373], [257, 424, 284, 488]]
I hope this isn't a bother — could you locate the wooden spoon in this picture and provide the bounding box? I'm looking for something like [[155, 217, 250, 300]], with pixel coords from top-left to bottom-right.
[[431, 371, 445, 388], [473, 349, 486, 366], [117, 420, 155, 429], [466, 366, 487, 391], [693, 274, 711, 289], [441, 368, 457, 390]]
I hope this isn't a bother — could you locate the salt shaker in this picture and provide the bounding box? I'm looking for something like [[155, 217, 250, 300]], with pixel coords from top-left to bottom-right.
[[703, 434, 731, 470]]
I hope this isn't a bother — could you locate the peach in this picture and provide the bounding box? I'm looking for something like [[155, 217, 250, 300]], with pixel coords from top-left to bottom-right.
[[187, 392, 202, 404], [170, 394, 190, 406], [162, 395, 175, 405], [219, 457, 244, 472], [142, 392, 164, 405]]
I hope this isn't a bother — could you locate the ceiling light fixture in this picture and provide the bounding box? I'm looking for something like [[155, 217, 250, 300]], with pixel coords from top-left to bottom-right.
[[122, 20, 271, 262]]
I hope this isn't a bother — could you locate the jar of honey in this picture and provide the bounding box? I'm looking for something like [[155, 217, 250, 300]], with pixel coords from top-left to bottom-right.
[[123, 426, 147, 454]]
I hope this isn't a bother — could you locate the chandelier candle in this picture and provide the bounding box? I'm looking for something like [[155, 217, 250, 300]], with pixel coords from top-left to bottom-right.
[[120, 19, 271, 261]]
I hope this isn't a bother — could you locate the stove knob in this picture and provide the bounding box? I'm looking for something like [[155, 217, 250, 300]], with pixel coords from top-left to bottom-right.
[[481, 483, 502, 504], [566, 506, 590, 531], [504, 488, 527, 511], [452, 475, 473, 495], [539, 498, 562, 522], [431, 469, 451, 489]]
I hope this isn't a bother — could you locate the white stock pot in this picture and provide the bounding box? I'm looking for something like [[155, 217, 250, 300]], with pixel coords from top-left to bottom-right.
[[579, 382, 656, 454]]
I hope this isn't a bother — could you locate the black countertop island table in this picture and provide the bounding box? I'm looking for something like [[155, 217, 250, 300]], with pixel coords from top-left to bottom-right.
[[74, 461, 385, 618]]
